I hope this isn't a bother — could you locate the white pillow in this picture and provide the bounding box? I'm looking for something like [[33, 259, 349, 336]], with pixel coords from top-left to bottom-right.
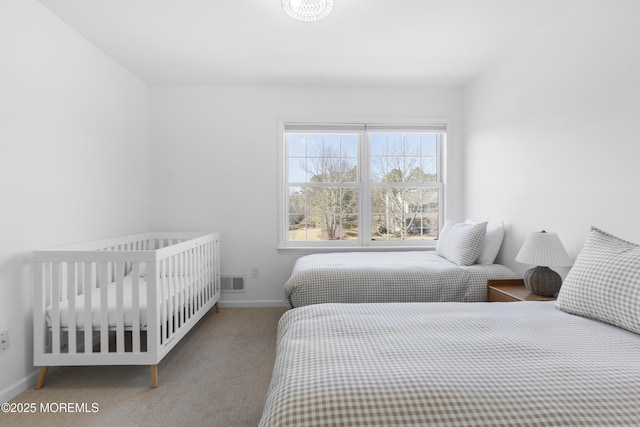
[[555, 227, 640, 335], [465, 219, 505, 265], [436, 220, 487, 266]]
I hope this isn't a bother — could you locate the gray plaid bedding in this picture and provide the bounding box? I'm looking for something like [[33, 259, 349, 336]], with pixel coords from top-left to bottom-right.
[[260, 302, 640, 426], [283, 252, 517, 308]]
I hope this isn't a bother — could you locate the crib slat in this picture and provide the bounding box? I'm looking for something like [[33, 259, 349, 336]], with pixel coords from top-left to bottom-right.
[[204, 244, 210, 303], [146, 260, 159, 357], [99, 263, 109, 353], [203, 243, 208, 302], [209, 242, 214, 299], [51, 263, 61, 355], [84, 263, 93, 353], [177, 255, 183, 327], [193, 248, 199, 313], [196, 245, 202, 306], [165, 257, 172, 337], [166, 258, 172, 338], [204, 243, 210, 301], [187, 249, 194, 317], [182, 252, 187, 324], [161, 259, 168, 343], [206, 244, 210, 302], [215, 239, 220, 296], [115, 263, 125, 354], [209, 242, 214, 301], [131, 263, 141, 353], [192, 248, 198, 313], [182, 252, 188, 320], [170, 257, 176, 335], [198, 246, 204, 305], [174, 255, 179, 327], [179, 255, 184, 326], [177, 256, 182, 329], [33, 263, 46, 360], [197, 246, 204, 306], [197, 246, 203, 310], [192, 247, 199, 311], [191, 248, 196, 312], [169, 256, 175, 336], [172, 256, 179, 332], [202, 245, 208, 307], [214, 241, 218, 296], [67, 262, 77, 354]]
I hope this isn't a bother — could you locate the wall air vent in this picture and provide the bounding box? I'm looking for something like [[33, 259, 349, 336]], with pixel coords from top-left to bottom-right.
[[221, 275, 245, 292]]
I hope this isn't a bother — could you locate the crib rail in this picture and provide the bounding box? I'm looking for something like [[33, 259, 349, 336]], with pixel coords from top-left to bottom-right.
[[33, 232, 220, 368]]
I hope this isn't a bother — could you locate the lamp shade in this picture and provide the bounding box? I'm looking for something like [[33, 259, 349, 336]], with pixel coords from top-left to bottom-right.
[[515, 231, 572, 267]]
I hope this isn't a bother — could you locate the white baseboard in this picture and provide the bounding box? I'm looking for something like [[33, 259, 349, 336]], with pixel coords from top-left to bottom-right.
[[0, 366, 55, 403], [218, 300, 286, 308]]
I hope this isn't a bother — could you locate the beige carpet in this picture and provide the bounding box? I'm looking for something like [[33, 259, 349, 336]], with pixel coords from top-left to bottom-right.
[[3, 307, 286, 427]]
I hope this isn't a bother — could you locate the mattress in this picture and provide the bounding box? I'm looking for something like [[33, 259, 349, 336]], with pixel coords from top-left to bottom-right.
[[283, 252, 517, 308], [45, 273, 195, 330], [260, 302, 640, 426]]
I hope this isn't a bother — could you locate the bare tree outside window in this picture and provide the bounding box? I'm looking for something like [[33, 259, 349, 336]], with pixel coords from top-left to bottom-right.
[[288, 134, 358, 241], [370, 132, 439, 241]]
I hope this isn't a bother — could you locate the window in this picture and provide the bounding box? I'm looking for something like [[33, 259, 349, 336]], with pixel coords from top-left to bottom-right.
[[281, 122, 445, 248]]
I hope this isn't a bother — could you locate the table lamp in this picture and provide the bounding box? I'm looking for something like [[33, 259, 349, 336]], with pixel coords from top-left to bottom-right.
[[515, 230, 572, 297]]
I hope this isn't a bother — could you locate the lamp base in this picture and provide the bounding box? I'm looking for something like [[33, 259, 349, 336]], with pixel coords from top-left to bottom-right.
[[523, 266, 562, 297]]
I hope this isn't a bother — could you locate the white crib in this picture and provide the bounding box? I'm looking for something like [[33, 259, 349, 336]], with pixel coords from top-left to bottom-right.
[[32, 232, 220, 389]]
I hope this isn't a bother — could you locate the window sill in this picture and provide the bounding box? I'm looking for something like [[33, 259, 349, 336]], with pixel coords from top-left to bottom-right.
[[278, 245, 437, 254]]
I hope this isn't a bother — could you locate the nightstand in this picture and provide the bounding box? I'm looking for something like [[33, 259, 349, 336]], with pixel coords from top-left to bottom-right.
[[487, 279, 557, 302]]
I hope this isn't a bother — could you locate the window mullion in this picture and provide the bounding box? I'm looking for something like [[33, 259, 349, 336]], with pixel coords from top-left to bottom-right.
[[360, 131, 370, 246], [437, 133, 444, 232]]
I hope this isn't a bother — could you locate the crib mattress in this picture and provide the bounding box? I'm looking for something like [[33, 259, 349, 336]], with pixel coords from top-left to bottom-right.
[[45, 274, 196, 330]]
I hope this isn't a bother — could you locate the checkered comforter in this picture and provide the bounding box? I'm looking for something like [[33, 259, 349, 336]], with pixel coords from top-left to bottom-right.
[[283, 252, 517, 308], [260, 302, 640, 426]]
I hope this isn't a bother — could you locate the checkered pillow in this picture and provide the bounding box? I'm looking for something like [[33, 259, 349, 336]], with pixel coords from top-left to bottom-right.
[[465, 219, 505, 264], [556, 227, 640, 334], [436, 220, 487, 266]]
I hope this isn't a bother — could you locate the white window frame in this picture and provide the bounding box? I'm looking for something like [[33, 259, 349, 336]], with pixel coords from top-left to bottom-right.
[[279, 120, 446, 249]]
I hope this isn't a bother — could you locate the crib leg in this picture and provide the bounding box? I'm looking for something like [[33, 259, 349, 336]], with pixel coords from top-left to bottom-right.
[[150, 365, 158, 388], [214, 302, 220, 313], [35, 367, 48, 390]]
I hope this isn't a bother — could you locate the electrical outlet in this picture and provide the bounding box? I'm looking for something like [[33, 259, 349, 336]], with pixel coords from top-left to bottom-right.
[[250, 265, 260, 279], [0, 331, 8, 353]]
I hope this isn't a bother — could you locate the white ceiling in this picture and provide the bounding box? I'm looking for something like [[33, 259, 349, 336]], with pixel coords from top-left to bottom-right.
[[37, 0, 574, 87]]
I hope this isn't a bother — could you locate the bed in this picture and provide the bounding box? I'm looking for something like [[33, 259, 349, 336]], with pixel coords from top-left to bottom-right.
[[32, 232, 220, 389], [262, 227, 640, 425], [284, 220, 516, 308], [283, 252, 517, 308]]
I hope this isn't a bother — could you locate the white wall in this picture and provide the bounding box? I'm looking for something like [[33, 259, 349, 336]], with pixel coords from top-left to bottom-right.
[[463, 0, 640, 276], [149, 85, 463, 305], [0, 0, 149, 401]]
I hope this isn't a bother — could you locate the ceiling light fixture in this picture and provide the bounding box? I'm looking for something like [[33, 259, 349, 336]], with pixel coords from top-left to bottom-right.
[[282, 0, 335, 22]]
